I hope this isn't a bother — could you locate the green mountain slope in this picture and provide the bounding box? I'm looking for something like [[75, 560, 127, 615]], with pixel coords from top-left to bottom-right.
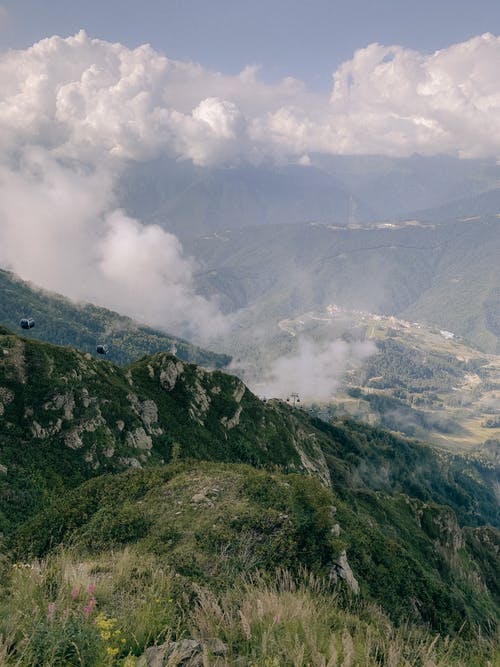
[[1, 327, 497, 532], [6, 470, 498, 665], [117, 157, 373, 237], [0, 326, 316, 532], [0, 329, 498, 647], [12, 462, 500, 638], [0, 268, 230, 368]]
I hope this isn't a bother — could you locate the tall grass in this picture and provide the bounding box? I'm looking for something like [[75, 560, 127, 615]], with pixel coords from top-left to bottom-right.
[[190, 570, 499, 666], [0, 552, 497, 666], [0, 549, 181, 665]]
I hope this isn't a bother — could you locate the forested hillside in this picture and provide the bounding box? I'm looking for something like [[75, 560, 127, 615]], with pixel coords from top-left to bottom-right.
[[0, 269, 230, 368]]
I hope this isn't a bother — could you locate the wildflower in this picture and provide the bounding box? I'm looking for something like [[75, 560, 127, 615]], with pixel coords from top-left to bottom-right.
[[83, 597, 96, 618], [87, 583, 96, 596], [70, 586, 79, 600], [106, 646, 119, 656]]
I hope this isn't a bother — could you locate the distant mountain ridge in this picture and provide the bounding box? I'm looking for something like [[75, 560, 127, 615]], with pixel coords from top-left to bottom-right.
[[412, 187, 500, 222], [117, 158, 373, 238], [183, 216, 500, 355], [116, 154, 500, 236], [0, 268, 230, 368]]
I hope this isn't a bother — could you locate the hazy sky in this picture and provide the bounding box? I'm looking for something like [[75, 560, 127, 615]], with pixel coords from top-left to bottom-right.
[[3, 0, 500, 90]]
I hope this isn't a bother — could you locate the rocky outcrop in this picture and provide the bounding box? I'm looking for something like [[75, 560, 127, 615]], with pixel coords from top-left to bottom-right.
[[330, 550, 360, 594], [137, 638, 228, 666], [159, 358, 185, 391], [128, 394, 161, 434], [294, 429, 331, 487], [0, 386, 14, 416], [188, 370, 212, 425], [125, 427, 153, 453], [220, 404, 242, 430]]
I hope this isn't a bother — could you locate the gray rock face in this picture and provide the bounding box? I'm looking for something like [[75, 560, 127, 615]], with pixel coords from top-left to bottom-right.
[[220, 404, 242, 430], [128, 394, 159, 431], [330, 550, 359, 594], [0, 386, 14, 416], [138, 637, 228, 666], [43, 392, 75, 420], [126, 427, 153, 452], [160, 359, 185, 391]]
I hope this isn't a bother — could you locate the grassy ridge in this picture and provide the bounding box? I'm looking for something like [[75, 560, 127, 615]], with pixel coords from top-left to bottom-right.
[[10, 463, 500, 635], [0, 331, 498, 663], [3, 548, 497, 666]]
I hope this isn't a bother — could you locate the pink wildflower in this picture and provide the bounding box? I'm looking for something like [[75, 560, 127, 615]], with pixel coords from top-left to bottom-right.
[[86, 583, 96, 596], [70, 586, 79, 600], [83, 597, 96, 618]]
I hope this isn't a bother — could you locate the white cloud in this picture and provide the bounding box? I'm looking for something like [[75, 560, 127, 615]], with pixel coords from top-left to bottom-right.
[[0, 30, 319, 166], [3, 30, 500, 165], [253, 33, 500, 160], [254, 338, 375, 401], [2, 31, 500, 343], [0, 148, 227, 343], [97, 210, 227, 338]]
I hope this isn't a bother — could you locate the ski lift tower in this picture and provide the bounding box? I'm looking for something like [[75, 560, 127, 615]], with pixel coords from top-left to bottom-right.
[[288, 392, 300, 407]]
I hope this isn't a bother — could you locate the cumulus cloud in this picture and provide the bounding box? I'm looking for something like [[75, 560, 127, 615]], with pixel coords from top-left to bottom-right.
[[325, 34, 500, 158], [250, 33, 500, 160], [97, 210, 227, 338], [0, 149, 227, 342], [0, 30, 320, 166], [2, 30, 500, 344], [253, 338, 376, 401], [2, 30, 500, 166]]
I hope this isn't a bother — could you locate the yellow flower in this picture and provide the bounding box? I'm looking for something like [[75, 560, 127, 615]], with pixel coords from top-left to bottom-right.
[[100, 631, 111, 641], [106, 646, 119, 656]]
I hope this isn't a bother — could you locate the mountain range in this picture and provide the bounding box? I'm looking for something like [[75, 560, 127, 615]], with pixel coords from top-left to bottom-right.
[[2, 153, 500, 663], [0, 327, 498, 649]]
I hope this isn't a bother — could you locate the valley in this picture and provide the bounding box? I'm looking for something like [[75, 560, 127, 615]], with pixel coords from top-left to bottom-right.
[[266, 304, 500, 460], [3, 16, 500, 665]]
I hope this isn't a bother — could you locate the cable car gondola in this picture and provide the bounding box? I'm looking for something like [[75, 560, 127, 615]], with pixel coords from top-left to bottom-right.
[[19, 318, 35, 330]]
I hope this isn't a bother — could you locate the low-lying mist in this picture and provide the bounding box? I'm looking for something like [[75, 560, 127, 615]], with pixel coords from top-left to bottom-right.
[[234, 336, 376, 402]]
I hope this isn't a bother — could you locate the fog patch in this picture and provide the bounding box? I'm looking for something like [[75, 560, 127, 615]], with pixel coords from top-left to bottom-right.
[[248, 337, 376, 401], [0, 150, 228, 344]]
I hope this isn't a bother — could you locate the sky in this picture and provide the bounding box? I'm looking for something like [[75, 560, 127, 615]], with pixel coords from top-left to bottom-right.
[[3, 0, 500, 90], [2, 0, 500, 362]]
